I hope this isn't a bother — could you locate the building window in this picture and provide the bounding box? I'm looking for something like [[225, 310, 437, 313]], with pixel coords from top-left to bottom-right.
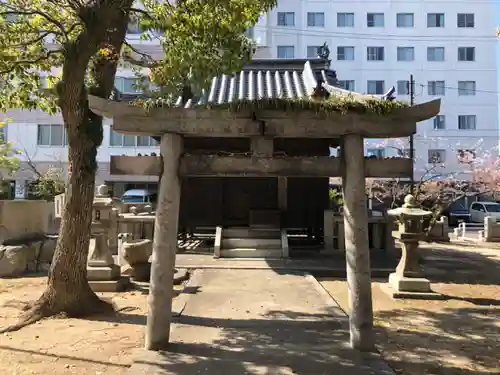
[[457, 149, 476, 163], [427, 81, 445, 96], [367, 46, 384, 61], [367, 148, 385, 158], [457, 13, 474, 28], [367, 13, 384, 27], [427, 13, 445, 27], [137, 135, 159, 147], [37, 124, 68, 146], [427, 47, 445, 61], [277, 45, 295, 58], [307, 12, 325, 27], [338, 80, 355, 91], [397, 47, 414, 62], [337, 46, 355, 61], [307, 46, 322, 58], [110, 130, 159, 147], [337, 12, 354, 27], [397, 13, 414, 27], [458, 47, 475, 61], [367, 80, 385, 95], [458, 115, 476, 130], [458, 81, 476, 96], [428, 149, 446, 163], [277, 12, 295, 26], [397, 80, 409, 95], [115, 77, 144, 94], [244, 27, 254, 38], [433, 115, 446, 130]]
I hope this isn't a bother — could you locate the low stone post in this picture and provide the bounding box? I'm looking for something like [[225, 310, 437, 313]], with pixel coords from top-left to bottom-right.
[[385, 195, 443, 299], [484, 216, 496, 242]]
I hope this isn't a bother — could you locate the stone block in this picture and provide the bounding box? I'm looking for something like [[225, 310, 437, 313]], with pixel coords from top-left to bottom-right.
[[131, 262, 151, 282], [87, 264, 120, 281], [381, 283, 446, 300], [389, 272, 431, 293], [89, 277, 130, 293], [38, 238, 57, 263], [121, 239, 153, 266], [0, 244, 38, 277]]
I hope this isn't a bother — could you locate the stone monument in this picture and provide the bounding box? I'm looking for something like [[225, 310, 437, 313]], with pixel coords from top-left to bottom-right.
[[87, 184, 129, 292], [385, 195, 443, 299]]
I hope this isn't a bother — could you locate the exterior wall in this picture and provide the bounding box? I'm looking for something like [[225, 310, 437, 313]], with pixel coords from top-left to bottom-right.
[[260, 0, 498, 179], [0, 200, 56, 241]]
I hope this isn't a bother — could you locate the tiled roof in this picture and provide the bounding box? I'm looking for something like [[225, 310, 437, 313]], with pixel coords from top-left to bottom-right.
[[114, 58, 338, 107]]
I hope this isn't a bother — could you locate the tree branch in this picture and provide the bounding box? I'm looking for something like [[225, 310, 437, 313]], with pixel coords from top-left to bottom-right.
[[121, 41, 159, 68], [0, 49, 63, 74], [1, 7, 71, 42], [128, 7, 153, 19], [21, 147, 43, 179], [7, 31, 54, 48]]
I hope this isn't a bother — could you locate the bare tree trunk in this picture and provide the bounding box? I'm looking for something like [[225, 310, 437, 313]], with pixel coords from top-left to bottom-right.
[[0, 2, 132, 332], [37, 113, 109, 315]]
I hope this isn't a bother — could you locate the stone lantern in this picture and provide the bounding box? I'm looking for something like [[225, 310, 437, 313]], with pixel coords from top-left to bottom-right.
[[386, 194, 441, 298], [87, 184, 128, 292]]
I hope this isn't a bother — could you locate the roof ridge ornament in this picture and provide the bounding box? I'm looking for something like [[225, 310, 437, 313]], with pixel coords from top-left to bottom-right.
[[318, 42, 330, 59]]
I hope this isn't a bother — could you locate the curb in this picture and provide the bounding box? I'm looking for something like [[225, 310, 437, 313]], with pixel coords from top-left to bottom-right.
[[172, 268, 204, 317], [304, 273, 347, 317], [305, 273, 397, 375]]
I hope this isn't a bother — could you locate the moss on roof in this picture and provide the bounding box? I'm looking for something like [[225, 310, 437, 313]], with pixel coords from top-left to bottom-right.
[[133, 93, 410, 116]]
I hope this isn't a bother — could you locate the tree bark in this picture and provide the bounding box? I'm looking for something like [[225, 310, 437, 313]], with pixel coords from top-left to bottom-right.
[[38, 115, 108, 314], [341, 134, 375, 351], [41, 5, 133, 312]]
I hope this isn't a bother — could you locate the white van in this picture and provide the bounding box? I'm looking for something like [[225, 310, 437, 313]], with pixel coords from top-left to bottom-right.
[[120, 189, 157, 205], [469, 202, 500, 223]]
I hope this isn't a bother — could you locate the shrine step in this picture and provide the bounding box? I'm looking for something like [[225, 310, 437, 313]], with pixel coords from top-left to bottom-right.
[[223, 227, 281, 239], [222, 238, 282, 249], [219, 248, 283, 258]]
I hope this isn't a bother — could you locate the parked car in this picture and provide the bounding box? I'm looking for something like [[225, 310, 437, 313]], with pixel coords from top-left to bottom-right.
[[469, 201, 500, 223], [120, 189, 158, 205], [444, 205, 471, 226]]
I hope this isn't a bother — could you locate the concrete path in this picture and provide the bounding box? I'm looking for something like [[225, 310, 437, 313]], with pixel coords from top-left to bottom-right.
[[129, 269, 394, 375]]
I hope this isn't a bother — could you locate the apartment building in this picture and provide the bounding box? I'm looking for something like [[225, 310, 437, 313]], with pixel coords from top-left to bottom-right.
[[252, 0, 499, 179], [4, 1, 499, 198]]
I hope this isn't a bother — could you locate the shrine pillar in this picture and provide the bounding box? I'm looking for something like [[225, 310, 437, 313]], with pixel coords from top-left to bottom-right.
[[145, 133, 183, 350], [341, 133, 374, 351]]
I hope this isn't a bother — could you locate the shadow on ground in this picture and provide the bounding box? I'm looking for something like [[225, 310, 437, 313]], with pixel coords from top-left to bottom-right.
[[135, 309, 394, 375], [418, 246, 500, 285], [0, 345, 130, 369], [374, 306, 500, 375]]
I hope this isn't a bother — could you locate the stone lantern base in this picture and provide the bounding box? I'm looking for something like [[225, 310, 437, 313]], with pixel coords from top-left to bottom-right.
[[383, 272, 445, 300], [88, 264, 130, 292]]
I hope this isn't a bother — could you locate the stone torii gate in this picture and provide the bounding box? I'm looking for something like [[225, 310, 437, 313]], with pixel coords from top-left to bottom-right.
[[89, 63, 440, 351]]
